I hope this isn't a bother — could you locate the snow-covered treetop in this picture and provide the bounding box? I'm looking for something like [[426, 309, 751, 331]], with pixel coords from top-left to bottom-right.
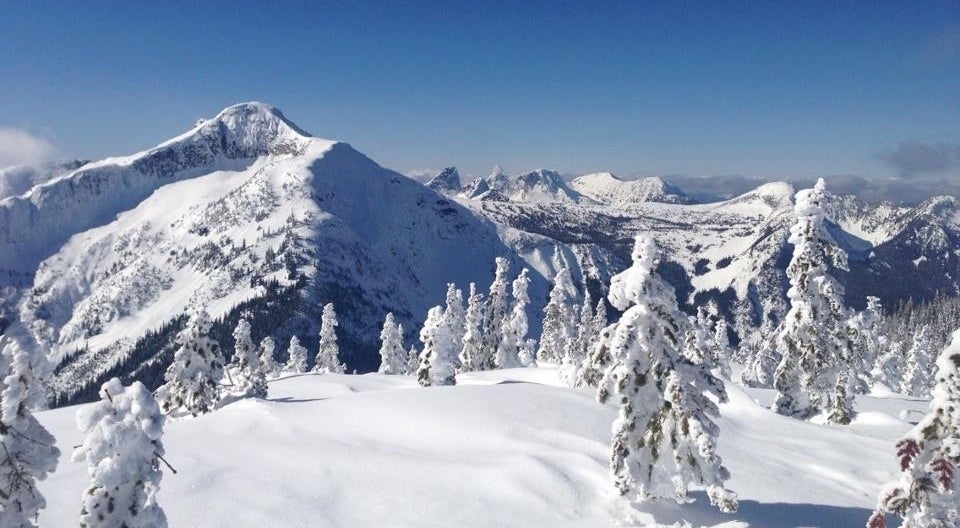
[[608, 235, 670, 312]]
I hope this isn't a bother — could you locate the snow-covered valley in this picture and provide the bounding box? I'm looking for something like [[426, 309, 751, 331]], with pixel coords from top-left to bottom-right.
[[37, 368, 928, 528]]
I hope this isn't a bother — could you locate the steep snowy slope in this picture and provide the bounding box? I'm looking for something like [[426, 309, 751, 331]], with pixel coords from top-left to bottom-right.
[[1, 103, 523, 405], [37, 369, 928, 527], [569, 172, 695, 205]]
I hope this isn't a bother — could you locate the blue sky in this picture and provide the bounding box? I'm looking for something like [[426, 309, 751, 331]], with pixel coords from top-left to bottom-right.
[[2, 1, 958, 180]]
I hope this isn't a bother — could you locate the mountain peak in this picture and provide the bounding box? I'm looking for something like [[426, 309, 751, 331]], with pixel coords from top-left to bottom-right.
[[208, 102, 309, 137]]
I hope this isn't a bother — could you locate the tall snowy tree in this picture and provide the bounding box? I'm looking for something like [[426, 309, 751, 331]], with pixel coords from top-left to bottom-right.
[[284, 336, 308, 374], [377, 313, 407, 375], [258, 337, 281, 379], [560, 292, 594, 387], [711, 317, 733, 379], [772, 178, 856, 424], [597, 235, 737, 513], [444, 284, 466, 365], [740, 318, 779, 389], [230, 318, 267, 399], [867, 329, 960, 528], [406, 345, 420, 376], [497, 268, 531, 369], [314, 303, 345, 374], [417, 306, 458, 387], [459, 283, 486, 372], [479, 258, 510, 370], [538, 267, 577, 364], [901, 325, 936, 398], [74, 378, 167, 528], [0, 337, 60, 528], [155, 310, 225, 417], [873, 341, 904, 393], [575, 324, 614, 389]]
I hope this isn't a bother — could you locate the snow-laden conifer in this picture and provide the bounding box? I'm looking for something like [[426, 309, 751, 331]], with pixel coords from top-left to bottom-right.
[[314, 303, 345, 374], [901, 325, 936, 398], [497, 268, 531, 369], [156, 310, 225, 417], [258, 337, 281, 379], [538, 267, 576, 363], [231, 318, 267, 399], [284, 336, 308, 374], [574, 324, 614, 389], [874, 341, 904, 393], [597, 235, 737, 513], [459, 283, 486, 372], [711, 317, 733, 379], [867, 329, 960, 528], [740, 319, 779, 388], [560, 292, 594, 387], [478, 258, 510, 370], [406, 345, 420, 375], [377, 313, 407, 375], [772, 178, 856, 423], [417, 307, 457, 387], [0, 337, 60, 528], [444, 284, 466, 364], [74, 378, 167, 528]]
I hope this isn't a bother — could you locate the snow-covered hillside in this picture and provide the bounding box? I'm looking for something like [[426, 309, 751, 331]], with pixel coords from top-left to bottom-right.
[[569, 172, 694, 206], [37, 368, 928, 528]]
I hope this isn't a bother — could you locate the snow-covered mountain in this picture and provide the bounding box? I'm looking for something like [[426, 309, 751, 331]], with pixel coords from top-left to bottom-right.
[[0, 103, 534, 405], [1, 102, 957, 407], [569, 172, 694, 206], [461, 166, 591, 204]]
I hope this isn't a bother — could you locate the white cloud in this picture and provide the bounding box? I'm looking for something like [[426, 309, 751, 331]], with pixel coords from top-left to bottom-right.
[[0, 127, 55, 169]]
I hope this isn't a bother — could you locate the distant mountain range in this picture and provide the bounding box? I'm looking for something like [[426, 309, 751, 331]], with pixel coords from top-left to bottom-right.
[[1, 102, 957, 406]]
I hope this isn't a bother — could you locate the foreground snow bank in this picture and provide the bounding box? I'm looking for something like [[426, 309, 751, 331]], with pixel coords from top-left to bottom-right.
[[38, 369, 927, 527]]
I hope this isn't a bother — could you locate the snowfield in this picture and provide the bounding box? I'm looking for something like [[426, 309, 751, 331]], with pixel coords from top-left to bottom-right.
[[37, 368, 927, 528]]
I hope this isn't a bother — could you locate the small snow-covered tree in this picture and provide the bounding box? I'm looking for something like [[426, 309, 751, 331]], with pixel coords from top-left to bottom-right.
[[378, 313, 407, 375], [0, 337, 60, 528], [740, 318, 779, 388], [258, 337, 281, 379], [712, 317, 733, 379], [575, 323, 614, 389], [538, 267, 577, 364], [444, 284, 466, 362], [406, 345, 420, 375], [284, 336, 308, 374], [314, 303, 345, 374], [417, 307, 458, 387], [560, 293, 594, 386], [497, 268, 531, 369], [156, 310, 225, 417], [478, 258, 510, 370], [867, 329, 960, 528], [74, 378, 167, 528], [597, 235, 737, 513], [849, 296, 884, 391], [772, 179, 856, 423], [231, 318, 267, 399], [874, 340, 904, 392], [459, 283, 486, 372], [901, 325, 936, 398]]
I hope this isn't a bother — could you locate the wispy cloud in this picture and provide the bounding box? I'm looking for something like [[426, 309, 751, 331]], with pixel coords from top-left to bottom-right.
[[916, 25, 960, 66], [878, 140, 960, 178], [0, 127, 55, 169]]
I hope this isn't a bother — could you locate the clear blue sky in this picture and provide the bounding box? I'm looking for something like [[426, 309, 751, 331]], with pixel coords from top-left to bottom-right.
[[2, 0, 958, 180]]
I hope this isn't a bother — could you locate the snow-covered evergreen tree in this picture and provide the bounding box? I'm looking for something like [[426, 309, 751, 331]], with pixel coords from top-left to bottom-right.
[[377, 313, 407, 375], [867, 329, 960, 528], [74, 378, 167, 528], [406, 345, 420, 376], [0, 337, 60, 528], [155, 310, 225, 417], [711, 317, 733, 379], [575, 324, 614, 389], [901, 325, 936, 398], [258, 337, 281, 379], [417, 306, 457, 387], [591, 299, 607, 347], [538, 267, 577, 364], [873, 340, 904, 393], [597, 235, 737, 513], [560, 292, 593, 387], [740, 317, 779, 388], [772, 178, 856, 424], [230, 318, 267, 399], [444, 284, 466, 366], [478, 258, 510, 370], [314, 303, 345, 374], [284, 335, 308, 374], [459, 283, 486, 372], [497, 268, 531, 369]]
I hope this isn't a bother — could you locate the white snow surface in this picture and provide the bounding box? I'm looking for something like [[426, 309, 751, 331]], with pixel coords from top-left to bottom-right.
[[38, 368, 927, 528]]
